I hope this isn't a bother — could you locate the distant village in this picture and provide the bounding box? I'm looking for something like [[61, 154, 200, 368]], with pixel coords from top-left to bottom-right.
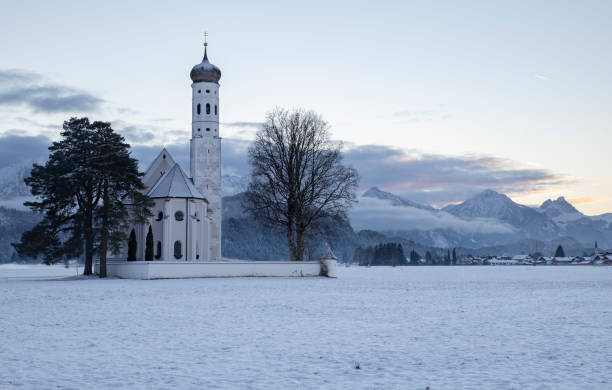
[[353, 242, 612, 266], [458, 252, 612, 266]]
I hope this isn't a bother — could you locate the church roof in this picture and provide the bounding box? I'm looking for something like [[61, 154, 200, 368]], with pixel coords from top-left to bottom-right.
[[142, 148, 176, 191], [190, 47, 221, 84], [147, 163, 206, 200]]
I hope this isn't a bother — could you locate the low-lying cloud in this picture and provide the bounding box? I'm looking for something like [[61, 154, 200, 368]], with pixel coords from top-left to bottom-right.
[[350, 197, 516, 234], [0, 69, 103, 113]]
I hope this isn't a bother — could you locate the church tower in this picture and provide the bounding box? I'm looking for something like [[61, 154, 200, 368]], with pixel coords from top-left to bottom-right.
[[189, 37, 222, 260]]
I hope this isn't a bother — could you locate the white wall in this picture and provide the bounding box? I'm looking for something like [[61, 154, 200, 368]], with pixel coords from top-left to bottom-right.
[[99, 260, 332, 279]]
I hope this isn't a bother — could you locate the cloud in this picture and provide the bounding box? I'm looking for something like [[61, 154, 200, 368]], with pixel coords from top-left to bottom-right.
[[534, 74, 550, 81], [569, 196, 605, 205], [0, 132, 51, 168], [0, 69, 103, 113], [343, 144, 565, 207], [349, 197, 516, 234]]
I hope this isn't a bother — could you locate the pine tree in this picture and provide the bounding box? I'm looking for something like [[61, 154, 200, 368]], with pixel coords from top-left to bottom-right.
[[14, 118, 151, 276], [554, 245, 566, 258], [452, 248, 457, 265], [14, 118, 101, 272], [145, 226, 154, 261], [410, 249, 421, 265], [425, 251, 433, 264]]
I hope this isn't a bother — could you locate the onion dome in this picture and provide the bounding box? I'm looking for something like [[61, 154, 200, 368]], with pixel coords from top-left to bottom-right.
[[190, 47, 221, 84]]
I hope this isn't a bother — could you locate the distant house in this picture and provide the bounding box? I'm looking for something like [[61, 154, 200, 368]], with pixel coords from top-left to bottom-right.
[[552, 257, 573, 265]]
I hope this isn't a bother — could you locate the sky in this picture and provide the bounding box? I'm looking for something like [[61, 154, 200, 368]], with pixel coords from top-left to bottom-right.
[[1, 0, 611, 214]]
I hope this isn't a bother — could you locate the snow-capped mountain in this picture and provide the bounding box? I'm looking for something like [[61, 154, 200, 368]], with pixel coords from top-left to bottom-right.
[[538, 196, 584, 222], [443, 189, 554, 234], [362, 187, 435, 211]]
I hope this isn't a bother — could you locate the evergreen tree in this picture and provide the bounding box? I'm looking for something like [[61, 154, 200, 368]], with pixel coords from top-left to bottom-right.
[[410, 249, 421, 265], [452, 248, 457, 265], [425, 251, 433, 264], [554, 245, 566, 258], [14, 117, 151, 275], [396, 243, 407, 266], [14, 118, 101, 272], [145, 226, 154, 261], [444, 249, 451, 265]]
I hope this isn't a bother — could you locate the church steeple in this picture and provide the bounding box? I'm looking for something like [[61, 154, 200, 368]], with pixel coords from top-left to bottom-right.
[[190, 32, 221, 84], [189, 35, 222, 260]]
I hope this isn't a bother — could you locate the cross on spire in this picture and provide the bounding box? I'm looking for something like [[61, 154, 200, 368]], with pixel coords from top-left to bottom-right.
[[203, 31, 208, 47]]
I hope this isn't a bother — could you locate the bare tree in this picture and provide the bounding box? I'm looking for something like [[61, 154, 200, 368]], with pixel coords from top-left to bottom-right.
[[244, 108, 359, 261]]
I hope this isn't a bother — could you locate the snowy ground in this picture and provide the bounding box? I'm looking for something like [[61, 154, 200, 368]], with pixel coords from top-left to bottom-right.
[[1, 265, 611, 389]]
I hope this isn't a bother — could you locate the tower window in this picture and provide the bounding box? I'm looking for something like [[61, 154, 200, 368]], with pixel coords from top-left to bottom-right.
[[155, 241, 162, 259], [206, 128, 210, 131], [206, 103, 210, 115], [197, 104, 201, 115], [215, 105, 218, 115], [198, 128, 201, 132], [198, 89, 201, 93], [206, 89, 210, 93], [156, 211, 163, 221], [175, 211, 184, 221], [174, 241, 182, 259]]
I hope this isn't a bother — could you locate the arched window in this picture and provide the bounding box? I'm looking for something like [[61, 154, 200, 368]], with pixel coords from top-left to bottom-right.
[[127, 229, 137, 261], [206, 103, 210, 115], [215, 105, 218, 115], [156, 211, 163, 221], [155, 241, 162, 260], [174, 241, 182, 259], [175, 211, 184, 221], [197, 104, 201, 115]]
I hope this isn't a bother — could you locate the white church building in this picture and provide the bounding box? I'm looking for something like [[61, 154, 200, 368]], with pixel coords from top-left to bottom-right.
[[95, 40, 336, 279]]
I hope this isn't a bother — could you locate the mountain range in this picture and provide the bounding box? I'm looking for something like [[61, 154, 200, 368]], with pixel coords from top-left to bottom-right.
[[0, 162, 609, 262], [359, 186, 612, 250]]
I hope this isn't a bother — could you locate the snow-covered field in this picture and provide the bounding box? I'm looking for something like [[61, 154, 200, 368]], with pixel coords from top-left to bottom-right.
[[1, 265, 611, 389]]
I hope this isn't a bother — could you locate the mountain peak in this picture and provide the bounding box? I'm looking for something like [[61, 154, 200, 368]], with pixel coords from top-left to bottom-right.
[[476, 189, 507, 199], [538, 196, 581, 219], [442, 189, 551, 230]]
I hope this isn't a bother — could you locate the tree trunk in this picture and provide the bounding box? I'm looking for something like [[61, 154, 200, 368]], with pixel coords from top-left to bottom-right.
[[287, 217, 297, 261], [98, 180, 109, 278], [83, 208, 94, 275], [296, 225, 305, 261]]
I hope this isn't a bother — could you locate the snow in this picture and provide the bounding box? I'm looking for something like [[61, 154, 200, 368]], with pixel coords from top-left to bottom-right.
[[1, 265, 612, 389]]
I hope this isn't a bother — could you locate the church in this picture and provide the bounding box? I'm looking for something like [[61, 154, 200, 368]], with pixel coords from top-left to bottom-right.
[[96, 39, 336, 279], [120, 41, 223, 262]]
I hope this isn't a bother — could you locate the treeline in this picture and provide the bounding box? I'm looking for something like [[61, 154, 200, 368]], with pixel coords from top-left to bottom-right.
[[354, 243, 407, 266], [354, 244, 459, 266]]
